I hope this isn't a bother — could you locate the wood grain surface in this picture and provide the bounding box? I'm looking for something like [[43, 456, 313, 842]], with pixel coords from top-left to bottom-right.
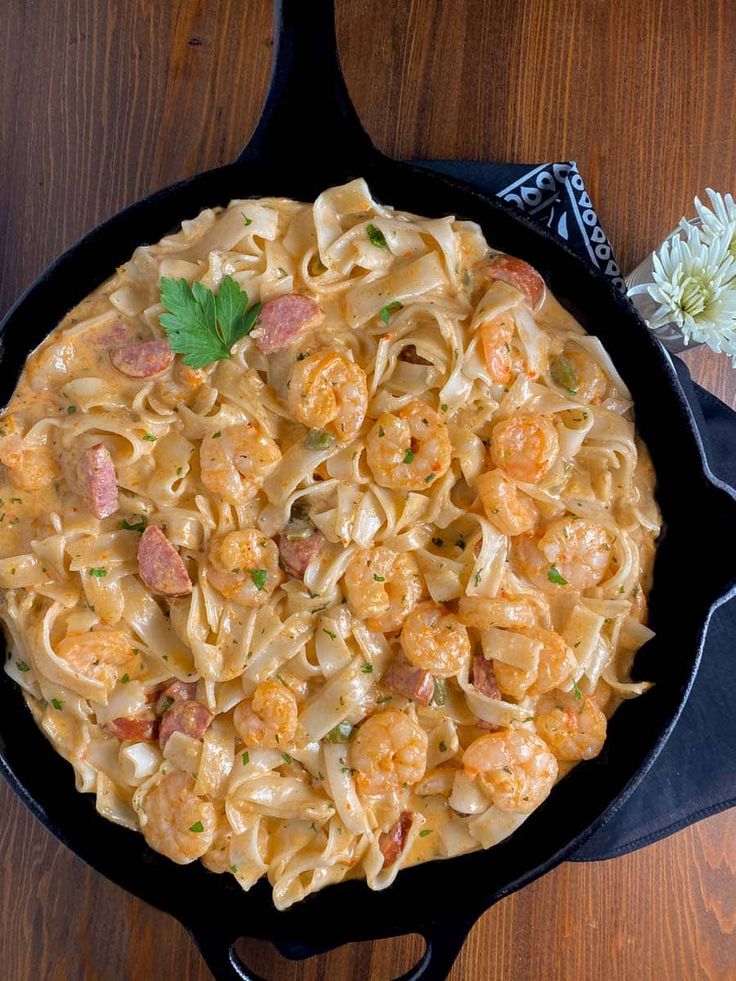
[[1, 1, 735, 978]]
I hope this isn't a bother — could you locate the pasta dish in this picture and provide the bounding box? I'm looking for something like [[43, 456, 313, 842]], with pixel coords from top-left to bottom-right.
[[0, 180, 660, 909]]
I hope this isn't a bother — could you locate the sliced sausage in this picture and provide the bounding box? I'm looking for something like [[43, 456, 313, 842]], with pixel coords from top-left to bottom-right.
[[110, 339, 174, 378], [482, 254, 546, 310], [471, 655, 504, 731], [92, 320, 135, 348], [149, 678, 197, 713], [471, 653, 502, 700], [254, 294, 325, 354], [106, 715, 159, 741], [399, 344, 432, 366], [383, 663, 434, 706], [159, 679, 197, 704], [379, 811, 413, 868], [159, 700, 213, 751], [77, 443, 119, 519], [276, 530, 323, 578], [137, 525, 192, 597]]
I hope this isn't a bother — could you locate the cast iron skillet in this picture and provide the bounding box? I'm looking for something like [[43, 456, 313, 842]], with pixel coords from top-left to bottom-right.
[[1, 2, 735, 978]]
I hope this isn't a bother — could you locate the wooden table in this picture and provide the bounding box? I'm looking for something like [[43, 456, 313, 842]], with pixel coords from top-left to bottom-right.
[[1, 1, 734, 978]]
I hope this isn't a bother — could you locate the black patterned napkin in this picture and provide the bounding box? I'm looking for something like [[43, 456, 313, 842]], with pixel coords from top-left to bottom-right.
[[419, 159, 736, 859]]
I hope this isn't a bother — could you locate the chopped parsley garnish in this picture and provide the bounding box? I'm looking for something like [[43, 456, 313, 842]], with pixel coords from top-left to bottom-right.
[[143, 433, 156, 441], [573, 681, 582, 701], [51, 698, 63, 711], [326, 720, 354, 743], [176, 466, 183, 476], [158, 697, 174, 714], [361, 663, 373, 674], [277, 267, 287, 279], [248, 568, 268, 590], [372, 574, 385, 582], [120, 516, 147, 532], [120, 673, 130, 683], [242, 751, 250, 765], [550, 354, 579, 394], [547, 566, 568, 585], [281, 752, 293, 765], [378, 426, 385, 437], [305, 428, 336, 450], [441, 403, 448, 412], [67, 404, 77, 415], [474, 570, 482, 586], [430, 678, 447, 707], [375, 694, 393, 704], [230, 864, 239, 874], [379, 300, 403, 324], [418, 829, 433, 837], [366, 223, 387, 248], [241, 213, 253, 227], [16, 661, 30, 672], [424, 473, 436, 483], [403, 448, 415, 464], [189, 821, 204, 833], [159, 274, 261, 368], [323, 628, 337, 641], [212, 431, 221, 439], [88, 567, 107, 578]]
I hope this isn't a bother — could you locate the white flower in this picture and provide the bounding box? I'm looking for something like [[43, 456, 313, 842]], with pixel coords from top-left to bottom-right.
[[693, 188, 736, 260], [645, 222, 736, 361]]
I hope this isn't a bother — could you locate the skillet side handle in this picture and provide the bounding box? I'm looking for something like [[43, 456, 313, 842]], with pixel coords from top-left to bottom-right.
[[188, 915, 476, 981], [705, 479, 736, 608], [188, 925, 265, 981], [397, 918, 477, 981], [237, 0, 376, 170]]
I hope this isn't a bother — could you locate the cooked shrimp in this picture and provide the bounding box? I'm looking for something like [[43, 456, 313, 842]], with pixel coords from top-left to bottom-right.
[[233, 679, 298, 749], [56, 629, 135, 690], [478, 314, 523, 384], [400, 601, 471, 678], [0, 433, 57, 490], [155, 362, 212, 407], [462, 729, 558, 813], [287, 349, 368, 442], [343, 547, 422, 632], [199, 423, 281, 506], [490, 414, 559, 484], [476, 469, 538, 536], [207, 529, 282, 606], [457, 595, 537, 631], [539, 517, 612, 590], [351, 709, 427, 796], [201, 816, 233, 874], [493, 627, 574, 699], [564, 347, 608, 403], [142, 771, 216, 863], [536, 693, 607, 761], [366, 402, 452, 491]]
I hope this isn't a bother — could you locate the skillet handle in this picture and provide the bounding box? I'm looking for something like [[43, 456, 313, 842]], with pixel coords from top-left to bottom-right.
[[237, 0, 376, 171], [398, 918, 476, 981], [705, 479, 736, 607], [188, 916, 476, 981]]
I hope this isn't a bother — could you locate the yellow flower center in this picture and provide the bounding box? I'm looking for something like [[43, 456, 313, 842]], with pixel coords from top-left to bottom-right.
[[679, 276, 711, 318]]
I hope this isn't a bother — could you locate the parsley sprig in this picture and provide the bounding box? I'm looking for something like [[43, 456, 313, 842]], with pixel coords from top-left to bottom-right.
[[159, 275, 261, 368]]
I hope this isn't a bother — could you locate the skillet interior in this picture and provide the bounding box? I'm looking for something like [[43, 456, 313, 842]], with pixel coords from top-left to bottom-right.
[[1, 0, 735, 974]]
